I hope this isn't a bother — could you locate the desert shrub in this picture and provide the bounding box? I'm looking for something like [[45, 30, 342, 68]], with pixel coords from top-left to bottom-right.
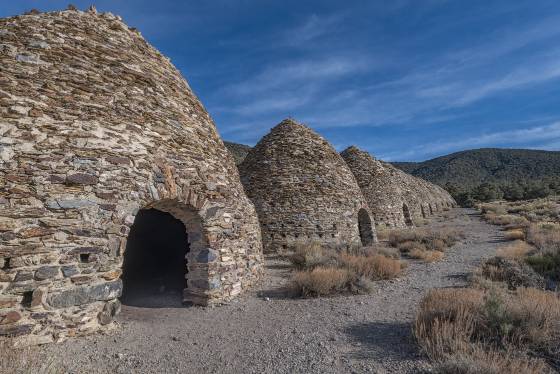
[[388, 228, 463, 260], [388, 229, 422, 247], [484, 213, 526, 226], [288, 242, 335, 269], [433, 348, 550, 374], [414, 288, 559, 373], [480, 257, 545, 290], [293, 267, 351, 296], [368, 245, 401, 259], [290, 243, 404, 297], [409, 249, 444, 262], [480, 203, 507, 215], [338, 253, 403, 280], [526, 254, 560, 282], [375, 226, 390, 241], [503, 229, 525, 241], [496, 241, 533, 259], [526, 224, 560, 255], [398, 240, 426, 253]]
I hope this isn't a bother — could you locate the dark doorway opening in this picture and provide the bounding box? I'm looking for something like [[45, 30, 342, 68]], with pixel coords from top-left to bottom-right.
[[421, 206, 427, 218], [358, 209, 374, 246], [429, 204, 434, 215], [403, 204, 414, 227], [121, 208, 189, 308]]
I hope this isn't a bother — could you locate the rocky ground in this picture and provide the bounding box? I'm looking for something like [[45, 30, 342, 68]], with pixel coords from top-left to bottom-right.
[[42, 209, 504, 373]]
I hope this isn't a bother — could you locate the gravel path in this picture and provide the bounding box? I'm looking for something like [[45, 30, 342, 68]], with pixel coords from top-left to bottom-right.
[[45, 209, 504, 373]]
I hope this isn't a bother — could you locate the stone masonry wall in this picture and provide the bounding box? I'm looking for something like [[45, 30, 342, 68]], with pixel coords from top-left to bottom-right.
[[0, 7, 263, 345], [239, 119, 377, 253], [341, 146, 408, 228]]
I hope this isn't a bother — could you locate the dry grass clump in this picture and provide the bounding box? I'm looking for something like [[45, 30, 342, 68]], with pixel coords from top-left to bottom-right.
[[526, 223, 560, 254], [387, 228, 464, 262], [484, 213, 528, 227], [293, 267, 351, 296], [409, 249, 445, 263], [496, 241, 533, 259], [338, 253, 403, 280], [503, 229, 525, 241], [414, 287, 559, 373], [375, 226, 391, 241], [480, 203, 507, 216], [290, 243, 404, 297]]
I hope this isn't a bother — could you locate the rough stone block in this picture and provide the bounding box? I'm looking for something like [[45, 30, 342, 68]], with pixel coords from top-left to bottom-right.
[[46, 280, 122, 309]]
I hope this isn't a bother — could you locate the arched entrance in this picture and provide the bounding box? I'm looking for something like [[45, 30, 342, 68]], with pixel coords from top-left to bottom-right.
[[120, 200, 206, 308], [429, 204, 434, 215], [357, 209, 374, 246], [402, 204, 414, 227]]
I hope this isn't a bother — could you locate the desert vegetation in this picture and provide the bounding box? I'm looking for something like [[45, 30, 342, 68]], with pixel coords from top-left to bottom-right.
[[288, 243, 405, 296], [386, 227, 464, 263], [414, 287, 559, 373], [414, 198, 560, 373], [478, 198, 560, 287]]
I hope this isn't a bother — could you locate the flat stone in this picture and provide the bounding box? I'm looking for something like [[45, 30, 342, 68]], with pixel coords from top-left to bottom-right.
[[30, 288, 46, 309], [65, 173, 98, 185], [14, 271, 33, 282], [29, 40, 49, 49], [196, 249, 219, 263], [47, 280, 122, 309], [61, 265, 79, 277], [34, 266, 59, 281], [0, 324, 34, 337], [0, 297, 18, 309], [46, 199, 96, 209], [18, 227, 53, 238], [1, 311, 22, 325], [105, 155, 130, 165], [16, 53, 42, 64]]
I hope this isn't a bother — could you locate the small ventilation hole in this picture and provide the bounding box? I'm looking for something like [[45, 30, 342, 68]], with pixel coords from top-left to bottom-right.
[[2, 258, 10, 270], [22, 291, 33, 308], [79, 253, 90, 263]]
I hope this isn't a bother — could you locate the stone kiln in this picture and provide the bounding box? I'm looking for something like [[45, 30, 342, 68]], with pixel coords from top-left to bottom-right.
[[341, 146, 456, 227], [0, 8, 263, 344], [341, 146, 409, 228], [239, 119, 377, 253]]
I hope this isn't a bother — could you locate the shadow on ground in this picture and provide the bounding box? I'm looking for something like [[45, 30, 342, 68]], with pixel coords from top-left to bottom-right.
[[343, 321, 424, 362]]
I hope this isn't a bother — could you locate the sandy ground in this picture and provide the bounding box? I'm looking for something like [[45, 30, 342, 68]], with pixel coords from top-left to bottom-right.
[[43, 208, 505, 373]]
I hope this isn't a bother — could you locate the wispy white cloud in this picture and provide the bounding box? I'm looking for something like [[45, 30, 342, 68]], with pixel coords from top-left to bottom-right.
[[379, 121, 560, 161]]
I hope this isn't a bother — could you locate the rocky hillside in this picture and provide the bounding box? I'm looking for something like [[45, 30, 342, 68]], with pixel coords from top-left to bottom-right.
[[393, 148, 560, 188], [224, 141, 252, 165]]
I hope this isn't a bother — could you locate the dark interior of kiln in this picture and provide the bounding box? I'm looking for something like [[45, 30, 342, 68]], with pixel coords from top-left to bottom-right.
[[121, 208, 189, 307]]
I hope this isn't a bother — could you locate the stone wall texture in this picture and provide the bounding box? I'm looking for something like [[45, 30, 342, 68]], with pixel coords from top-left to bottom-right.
[[239, 119, 377, 253], [0, 8, 263, 345], [341, 146, 408, 228], [341, 146, 456, 227]]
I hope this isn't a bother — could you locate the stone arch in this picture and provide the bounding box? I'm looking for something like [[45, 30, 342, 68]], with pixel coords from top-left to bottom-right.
[[357, 209, 374, 246], [121, 198, 209, 307], [402, 204, 414, 227]]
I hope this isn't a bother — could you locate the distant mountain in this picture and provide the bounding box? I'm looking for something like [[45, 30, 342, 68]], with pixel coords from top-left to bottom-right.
[[225, 143, 560, 191], [392, 148, 560, 188], [224, 141, 252, 165]]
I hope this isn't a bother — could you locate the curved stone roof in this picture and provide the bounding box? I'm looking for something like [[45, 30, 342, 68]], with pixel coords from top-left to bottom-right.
[[341, 146, 408, 228], [341, 147, 456, 226], [239, 119, 376, 253], [0, 8, 262, 343]]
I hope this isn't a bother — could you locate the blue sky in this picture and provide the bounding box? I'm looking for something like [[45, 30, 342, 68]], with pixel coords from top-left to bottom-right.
[[3, 1, 560, 161]]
